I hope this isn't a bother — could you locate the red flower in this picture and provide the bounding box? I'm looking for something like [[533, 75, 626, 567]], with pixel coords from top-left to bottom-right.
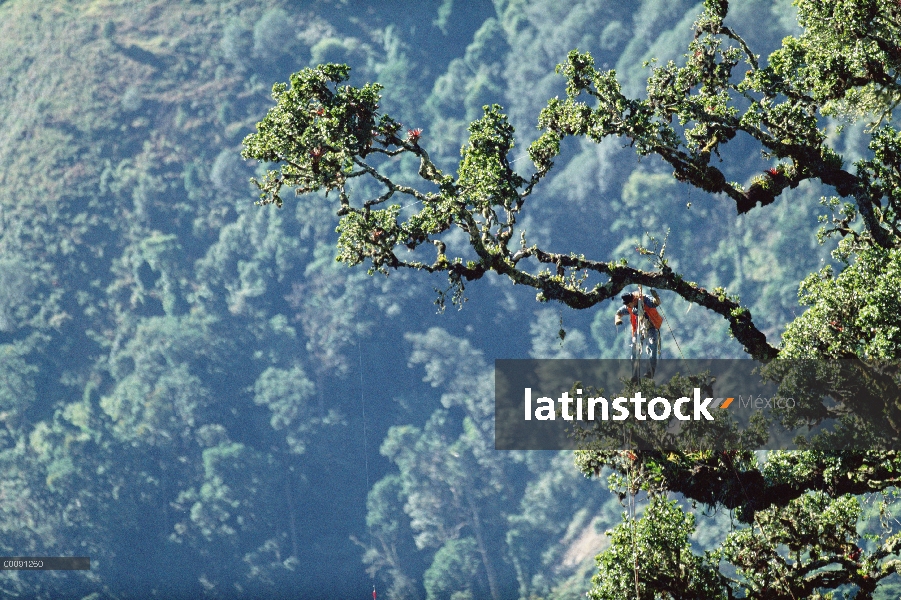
[[766, 167, 781, 177], [407, 128, 423, 143]]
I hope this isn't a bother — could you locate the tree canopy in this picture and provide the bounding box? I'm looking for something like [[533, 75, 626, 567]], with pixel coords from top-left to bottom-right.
[[244, 0, 901, 366], [244, 0, 901, 597]]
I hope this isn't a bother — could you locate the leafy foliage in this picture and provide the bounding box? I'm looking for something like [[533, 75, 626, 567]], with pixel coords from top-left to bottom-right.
[[590, 496, 723, 599], [242, 0, 901, 598], [6, 0, 901, 598]]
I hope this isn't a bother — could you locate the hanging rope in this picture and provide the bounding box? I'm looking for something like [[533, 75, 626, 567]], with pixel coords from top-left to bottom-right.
[[358, 340, 375, 593], [636, 285, 646, 376], [662, 314, 685, 360], [621, 426, 641, 600], [627, 286, 643, 599], [629, 475, 640, 600], [558, 306, 566, 346], [358, 341, 371, 531]]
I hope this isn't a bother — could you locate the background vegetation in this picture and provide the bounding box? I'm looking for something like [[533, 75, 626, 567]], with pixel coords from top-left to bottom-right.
[[0, 0, 880, 598]]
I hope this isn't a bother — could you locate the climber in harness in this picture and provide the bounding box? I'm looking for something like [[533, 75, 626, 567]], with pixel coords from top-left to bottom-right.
[[614, 288, 662, 379]]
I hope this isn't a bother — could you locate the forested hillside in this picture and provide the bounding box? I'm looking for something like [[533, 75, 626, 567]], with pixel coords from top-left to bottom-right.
[[0, 0, 875, 598]]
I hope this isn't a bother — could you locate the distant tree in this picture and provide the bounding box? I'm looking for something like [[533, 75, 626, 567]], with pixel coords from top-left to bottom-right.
[[220, 18, 252, 69], [252, 8, 294, 63], [244, 0, 901, 597], [210, 149, 249, 193], [422, 537, 482, 600], [0, 258, 33, 332], [360, 474, 423, 600]]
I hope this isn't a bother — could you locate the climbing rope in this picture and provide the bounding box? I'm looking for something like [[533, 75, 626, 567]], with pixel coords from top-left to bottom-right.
[[358, 341, 376, 597], [635, 285, 646, 375], [662, 314, 685, 360], [622, 428, 641, 600]]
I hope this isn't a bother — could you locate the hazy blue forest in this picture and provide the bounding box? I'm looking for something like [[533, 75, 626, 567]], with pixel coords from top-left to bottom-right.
[[0, 0, 894, 598]]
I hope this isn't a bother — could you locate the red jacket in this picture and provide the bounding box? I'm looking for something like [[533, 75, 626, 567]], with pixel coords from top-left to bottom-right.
[[617, 296, 662, 332]]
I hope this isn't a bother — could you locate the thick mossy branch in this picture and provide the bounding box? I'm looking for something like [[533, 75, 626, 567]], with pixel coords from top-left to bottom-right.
[[579, 448, 901, 525], [386, 232, 776, 359]]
